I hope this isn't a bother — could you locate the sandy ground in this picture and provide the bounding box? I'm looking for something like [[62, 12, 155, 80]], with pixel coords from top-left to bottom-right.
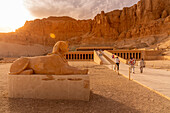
[[0, 62, 170, 113], [145, 60, 170, 71], [0, 41, 52, 57], [0, 58, 18, 63]]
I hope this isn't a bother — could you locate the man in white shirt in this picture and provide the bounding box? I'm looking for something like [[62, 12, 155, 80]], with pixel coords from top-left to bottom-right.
[[115, 57, 120, 71], [139, 58, 145, 73]]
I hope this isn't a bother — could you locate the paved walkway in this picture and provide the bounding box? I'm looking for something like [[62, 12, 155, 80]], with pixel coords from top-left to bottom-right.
[[96, 51, 110, 65], [102, 51, 170, 99]]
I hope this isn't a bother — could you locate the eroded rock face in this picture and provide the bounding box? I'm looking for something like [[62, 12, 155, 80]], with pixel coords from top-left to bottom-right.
[[164, 16, 170, 23], [0, 0, 169, 48], [89, 0, 170, 41], [9, 41, 88, 75], [15, 17, 92, 46]]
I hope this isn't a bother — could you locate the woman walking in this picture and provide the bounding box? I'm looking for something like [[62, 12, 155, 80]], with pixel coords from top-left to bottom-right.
[[139, 58, 145, 73]]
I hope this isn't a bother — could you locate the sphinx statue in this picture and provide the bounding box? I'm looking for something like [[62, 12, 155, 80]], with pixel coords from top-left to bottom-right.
[[9, 41, 88, 75]]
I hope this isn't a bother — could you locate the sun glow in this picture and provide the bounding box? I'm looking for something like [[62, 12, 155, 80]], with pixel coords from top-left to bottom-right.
[[0, 0, 34, 33], [50, 33, 56, 39]]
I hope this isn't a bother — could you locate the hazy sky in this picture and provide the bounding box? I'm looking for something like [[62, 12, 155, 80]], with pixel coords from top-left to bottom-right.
[[24, 0, 139, 19], [0, 0, 33, 32], [0, 0, 139, 32]]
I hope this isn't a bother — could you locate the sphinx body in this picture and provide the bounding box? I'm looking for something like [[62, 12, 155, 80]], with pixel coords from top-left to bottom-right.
[[9, 41, 88, 75]]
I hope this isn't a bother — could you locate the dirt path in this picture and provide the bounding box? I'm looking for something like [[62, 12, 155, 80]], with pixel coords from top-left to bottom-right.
[[0, 62, 170, 113]]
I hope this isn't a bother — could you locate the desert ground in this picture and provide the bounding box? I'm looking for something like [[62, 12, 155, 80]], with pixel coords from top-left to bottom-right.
[[0, 42, 52, 57], [145, 60, 170, 71], [0, 61, 170, 113]]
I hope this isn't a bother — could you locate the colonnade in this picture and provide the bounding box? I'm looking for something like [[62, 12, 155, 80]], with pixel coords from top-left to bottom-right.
[[64, 52, 94, 61], [113, 52, 141, 60], [64, 51, 142, 61]]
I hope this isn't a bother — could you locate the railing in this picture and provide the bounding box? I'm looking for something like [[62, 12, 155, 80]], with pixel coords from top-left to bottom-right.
[[64, 51, 94, 61], [94, 51, 102, 65], [101, 51, 120, 75], [104, 50, 128, 64], [103, 50, 132, 79]]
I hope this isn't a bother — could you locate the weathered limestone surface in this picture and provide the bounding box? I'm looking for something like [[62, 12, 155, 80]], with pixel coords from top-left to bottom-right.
[[9, 41, 88, 75], [94, 51, 102, 65], [8, 75, 90, 101]]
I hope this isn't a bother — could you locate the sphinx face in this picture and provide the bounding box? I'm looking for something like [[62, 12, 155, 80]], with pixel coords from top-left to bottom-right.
[[52, 41, 69, 55], [60, 42, 69, 55]]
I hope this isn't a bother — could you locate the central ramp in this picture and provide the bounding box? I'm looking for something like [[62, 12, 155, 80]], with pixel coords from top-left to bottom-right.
[[101, 50, 170, 99], [96, 51, 110, 65]]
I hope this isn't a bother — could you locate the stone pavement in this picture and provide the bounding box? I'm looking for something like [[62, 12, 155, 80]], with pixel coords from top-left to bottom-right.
[[102, 51, 170, 99], [96, 51, 110, 65]]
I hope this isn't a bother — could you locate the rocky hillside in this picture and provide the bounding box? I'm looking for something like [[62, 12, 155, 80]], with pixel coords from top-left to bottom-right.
[[0, 0, 170, 49]]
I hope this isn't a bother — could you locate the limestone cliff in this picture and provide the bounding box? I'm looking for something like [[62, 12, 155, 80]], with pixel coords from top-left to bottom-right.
[[0, 16, 92, 46], [82, 0, 170, 45], [0, 0, 170, 48]]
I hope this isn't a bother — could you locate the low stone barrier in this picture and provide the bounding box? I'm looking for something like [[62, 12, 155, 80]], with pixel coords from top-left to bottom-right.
[[8, 75, 90, 101], [104, 50, 128, 64], [145, 56, 170, 60], [94, 50, 102, 65], [164, 56, 170, 60]]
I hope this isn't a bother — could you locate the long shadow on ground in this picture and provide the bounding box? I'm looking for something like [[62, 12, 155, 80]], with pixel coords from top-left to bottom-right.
[[8, 92, 140, 113]]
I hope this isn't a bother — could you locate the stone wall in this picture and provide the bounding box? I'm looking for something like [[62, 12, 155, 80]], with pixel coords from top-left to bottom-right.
[[8, 75, 90, 101], [94, 51, 102, 65]]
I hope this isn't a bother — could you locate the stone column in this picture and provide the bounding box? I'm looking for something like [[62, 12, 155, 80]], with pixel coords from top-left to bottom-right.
[[73, 54, 75, 60], [68, 54, 70, 60], [141, 51, 146, 59], [137, 53, 139, 59], [70, 54, 72, 60], [80, 54, 82, 60], [85, 54, 86, 60], [122, 53, 124, 59], [78, 54, 80, 60], [138, 52, 140, 59], [75, 54, 77, 60]]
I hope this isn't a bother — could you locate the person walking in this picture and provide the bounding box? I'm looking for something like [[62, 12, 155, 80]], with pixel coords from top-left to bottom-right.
[[139, 58, 145, 73], [115, 57, 120, 71], [129, 57, 136, 74], [112, 54, 114, 59], [112, 54, 115, 70]]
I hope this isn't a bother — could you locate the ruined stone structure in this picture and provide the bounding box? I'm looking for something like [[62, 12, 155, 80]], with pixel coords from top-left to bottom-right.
[[64, 48, 162, 61], [108, 50, 162, 60], [64, 51, 94, 61]]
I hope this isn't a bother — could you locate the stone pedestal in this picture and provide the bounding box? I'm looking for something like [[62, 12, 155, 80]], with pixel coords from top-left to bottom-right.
[[8, 75, 90, 101]]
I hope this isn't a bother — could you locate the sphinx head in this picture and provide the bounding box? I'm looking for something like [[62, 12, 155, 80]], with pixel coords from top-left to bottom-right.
[[52, 41, 69, 55]]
